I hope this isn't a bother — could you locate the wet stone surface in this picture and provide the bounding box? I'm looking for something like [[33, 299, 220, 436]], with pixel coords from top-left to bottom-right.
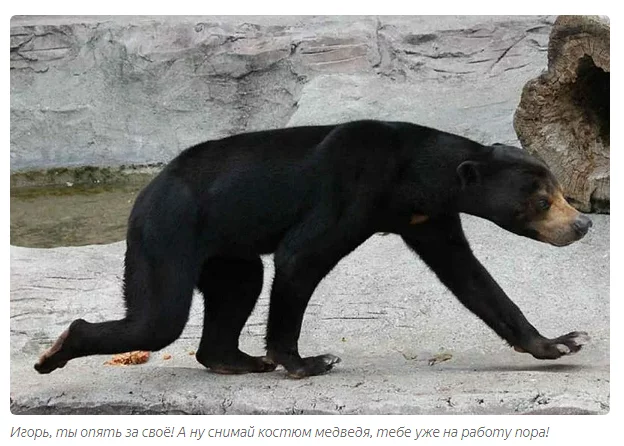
[[11, 182, 149, 248]]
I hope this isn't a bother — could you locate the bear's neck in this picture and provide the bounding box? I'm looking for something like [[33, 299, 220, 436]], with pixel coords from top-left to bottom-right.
[[407, 141, 493, 215]]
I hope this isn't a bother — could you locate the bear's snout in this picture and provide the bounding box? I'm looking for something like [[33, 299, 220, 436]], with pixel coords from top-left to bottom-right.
[[572, 214, 593, 237], [525, 191, 592, 247]]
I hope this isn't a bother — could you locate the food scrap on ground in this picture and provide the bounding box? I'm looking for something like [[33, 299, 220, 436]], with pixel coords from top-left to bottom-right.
[[105, 351, 150, 366]]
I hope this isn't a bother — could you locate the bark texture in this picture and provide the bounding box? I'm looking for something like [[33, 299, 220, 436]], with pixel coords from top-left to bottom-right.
[[514, 16, 609, 213]]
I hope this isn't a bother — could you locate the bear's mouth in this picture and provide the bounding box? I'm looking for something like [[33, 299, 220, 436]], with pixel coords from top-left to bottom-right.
[[537, 235, 578, 247], [517, 225, 582, 247], [531, 222, 589, 247]]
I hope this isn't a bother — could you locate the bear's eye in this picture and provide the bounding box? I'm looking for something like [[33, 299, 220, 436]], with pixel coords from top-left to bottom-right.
[[538, 198, 551, 211]]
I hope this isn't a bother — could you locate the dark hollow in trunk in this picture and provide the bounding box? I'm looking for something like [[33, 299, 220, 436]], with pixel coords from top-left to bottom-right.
[[514, 16, 610, 213]]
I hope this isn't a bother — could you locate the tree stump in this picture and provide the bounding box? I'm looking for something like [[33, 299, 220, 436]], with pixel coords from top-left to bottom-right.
[[514, 16, 609, 213]]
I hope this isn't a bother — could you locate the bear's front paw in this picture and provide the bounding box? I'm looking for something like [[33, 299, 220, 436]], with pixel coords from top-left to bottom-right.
[[515, 331, 590, 360]]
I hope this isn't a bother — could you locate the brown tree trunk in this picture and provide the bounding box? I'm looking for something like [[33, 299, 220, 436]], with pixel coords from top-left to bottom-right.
[[514, 15, 609, 213]]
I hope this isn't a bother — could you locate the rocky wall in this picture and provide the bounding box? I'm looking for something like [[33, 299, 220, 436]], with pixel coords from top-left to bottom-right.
[[11, 15, 553, 171]]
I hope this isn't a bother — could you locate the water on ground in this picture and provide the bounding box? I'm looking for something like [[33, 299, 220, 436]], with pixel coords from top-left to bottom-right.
[[10, 183, 149, 248]]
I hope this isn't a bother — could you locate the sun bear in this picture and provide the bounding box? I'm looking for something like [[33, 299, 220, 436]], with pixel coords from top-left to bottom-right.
[[35, 120, 591, 378]]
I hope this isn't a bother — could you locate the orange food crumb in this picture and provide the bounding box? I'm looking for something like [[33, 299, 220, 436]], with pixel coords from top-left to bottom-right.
[[105, 351, 150, 366], [163, 354, 172, 360]]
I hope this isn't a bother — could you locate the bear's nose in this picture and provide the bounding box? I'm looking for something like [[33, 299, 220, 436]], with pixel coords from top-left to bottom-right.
[[573, 214, 593, 237]]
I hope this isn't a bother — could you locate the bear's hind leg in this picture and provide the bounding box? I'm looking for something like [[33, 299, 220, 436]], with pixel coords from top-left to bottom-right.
[[35, 243, 196, 374], [195, 256, 276, 374]]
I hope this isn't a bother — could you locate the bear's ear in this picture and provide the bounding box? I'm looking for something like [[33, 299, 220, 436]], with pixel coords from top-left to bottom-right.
[[456, 161, 482, 189]]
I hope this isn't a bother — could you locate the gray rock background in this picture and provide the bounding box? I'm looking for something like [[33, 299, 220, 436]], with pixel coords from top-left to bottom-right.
[[10, 16, 610, 415], [11, 15, 553, 171]]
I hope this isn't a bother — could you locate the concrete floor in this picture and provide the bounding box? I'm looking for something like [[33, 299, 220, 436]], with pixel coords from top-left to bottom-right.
[[10, 214, 609, 414]]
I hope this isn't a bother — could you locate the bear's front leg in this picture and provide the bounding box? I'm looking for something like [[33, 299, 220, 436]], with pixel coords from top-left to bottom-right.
[[401, 214, 589, 360]]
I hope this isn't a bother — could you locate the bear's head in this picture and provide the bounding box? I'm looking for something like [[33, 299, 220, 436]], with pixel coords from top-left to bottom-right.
[[456, 144, 592, 247]]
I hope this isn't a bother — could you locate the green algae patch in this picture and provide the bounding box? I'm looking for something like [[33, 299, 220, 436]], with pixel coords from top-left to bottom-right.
[[10, 164, 162, 189], [10, 166, 160, 248]]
